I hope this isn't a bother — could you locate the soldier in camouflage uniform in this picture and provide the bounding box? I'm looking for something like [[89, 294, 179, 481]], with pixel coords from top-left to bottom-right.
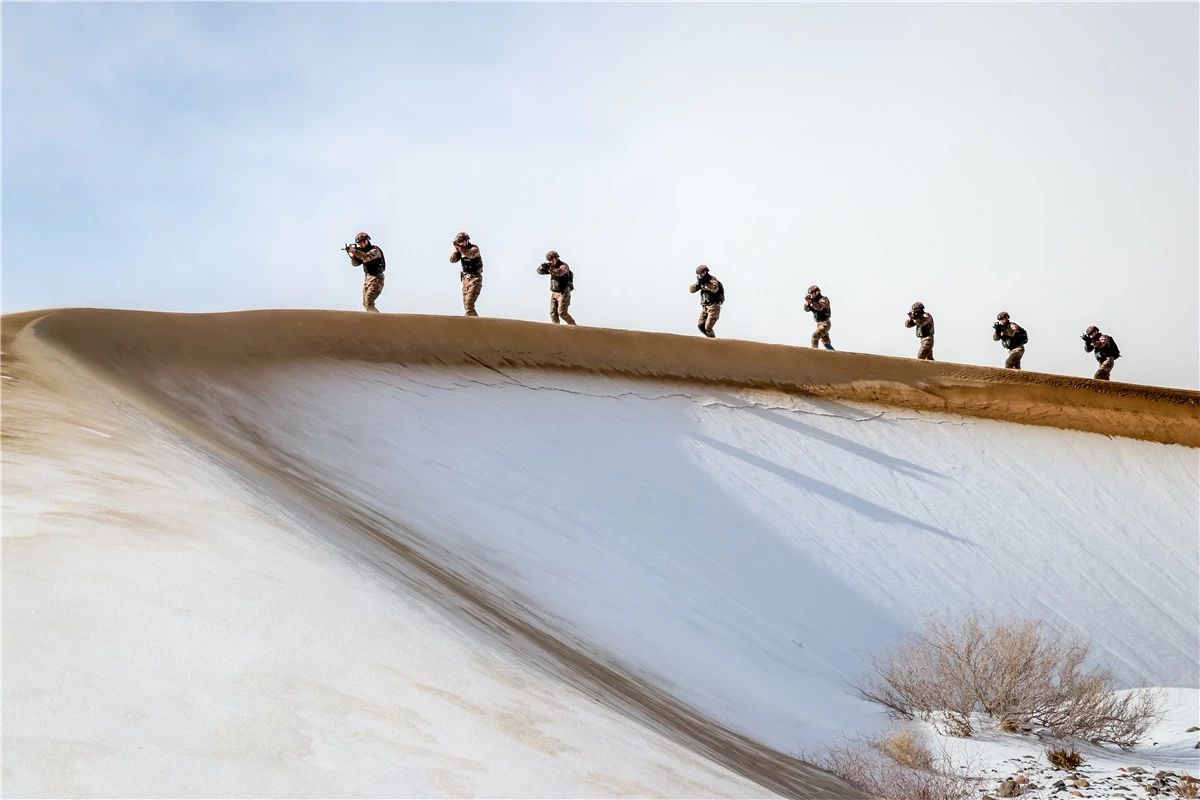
[[905, 301, 935, 360], [689, 265, 724, 338], [992, 311, 1028, 369], [345, 231, 386, 312], [536, 250, 576, 325], [1082, 325, 1121, 380], [804, 285, 834, 350], [449, 231, 483, 316]]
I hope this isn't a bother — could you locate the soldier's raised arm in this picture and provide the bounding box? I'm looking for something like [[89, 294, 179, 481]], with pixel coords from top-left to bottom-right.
[[450, 246, 462, 264]]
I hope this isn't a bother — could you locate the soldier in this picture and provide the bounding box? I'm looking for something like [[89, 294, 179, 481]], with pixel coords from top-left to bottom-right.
[[905, 301, 935, 360], [803, 285, 834, 350], [344, 231, 386, 312], [536, 250, 576, 325], [449, 231, 483, 316], [1082, 325, 1121, 380], [992, 311, 1028, 369], [689, 265, 725, 338]]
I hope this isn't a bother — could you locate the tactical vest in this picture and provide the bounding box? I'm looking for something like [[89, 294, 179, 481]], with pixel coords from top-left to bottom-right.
[[913, 316, 933, 338], [459, 249, 483, 275], [1004, 325, 1028, 349], [700, 276, 725, 305], [1095, 336, 1120, 360], [360, 246, 385, 277], [810, 297, 831, 322], [543, 263, 573, 293]]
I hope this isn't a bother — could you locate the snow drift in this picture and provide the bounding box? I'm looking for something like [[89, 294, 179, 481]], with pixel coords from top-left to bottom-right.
[[4, 309, 1198, 798]]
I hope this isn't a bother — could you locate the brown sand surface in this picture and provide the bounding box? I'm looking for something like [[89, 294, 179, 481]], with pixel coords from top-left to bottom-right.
[[16, 308, 1200, 447]]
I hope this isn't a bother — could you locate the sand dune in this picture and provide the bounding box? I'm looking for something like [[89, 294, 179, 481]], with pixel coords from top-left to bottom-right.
[[3, 309, 1196, 798]]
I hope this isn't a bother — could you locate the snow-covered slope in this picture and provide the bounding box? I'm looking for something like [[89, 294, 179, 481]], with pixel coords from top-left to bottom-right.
[[4, 310, 1197, 797]]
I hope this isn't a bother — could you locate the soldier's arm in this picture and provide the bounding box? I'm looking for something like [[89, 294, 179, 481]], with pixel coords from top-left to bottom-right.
[[346, 247, 365, 267], [551, 264, 571, 277], [1084, 340, 1095, 353], [537, 264, 550, 275], [815, 297, 829, 312], [993, 328, 1002, 342], [689, 283, 700, 293], [450, 248, 462, 263], [905, 317, 916, 328]]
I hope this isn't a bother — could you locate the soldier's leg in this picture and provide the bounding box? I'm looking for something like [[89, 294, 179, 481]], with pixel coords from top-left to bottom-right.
[[1005, 345, 1024, 370], [1094, 357, 1114, 380], [813, 320, 832, 349], [697, 307, 708, 334], [463, 275, 482, 316], [363, 275, 383, 312], [703, 304, 721, 337], [558, 291, 576, 325], [549, 293, 560, 324], [917, 335, 935, 360]]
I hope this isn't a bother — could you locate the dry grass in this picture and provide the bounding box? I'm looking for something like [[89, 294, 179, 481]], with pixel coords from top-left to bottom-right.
[[1044, 747, 1084, 770], [879, 728, 934, 771], [817, 740, 975, 800], [1179, 774, 1199, 799], [857, 615, 1161, 748]]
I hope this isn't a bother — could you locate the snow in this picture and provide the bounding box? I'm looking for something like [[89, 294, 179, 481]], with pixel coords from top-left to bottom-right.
[[925, 688, 1199, 796], [5, 343, 1197, 796], [137, 362, 1199, 753], [2, 359, 775, 797]]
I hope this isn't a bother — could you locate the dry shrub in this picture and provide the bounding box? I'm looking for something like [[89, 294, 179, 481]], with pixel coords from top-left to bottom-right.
[[1179, 774, 1200, 799], [817, 740, 974, 800], [857, 615, 1161, 748], [1044, 746, 1084, 770], [880, 728, 934, 770]]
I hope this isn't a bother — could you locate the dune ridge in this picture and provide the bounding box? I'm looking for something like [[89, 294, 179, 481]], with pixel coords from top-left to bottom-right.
[[18, 308, 1200, 447]]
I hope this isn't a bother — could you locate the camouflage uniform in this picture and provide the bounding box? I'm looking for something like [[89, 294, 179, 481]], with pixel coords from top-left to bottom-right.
[[363, 274, 384, 312], [993, 321, 1027, 370], [804, 294, 832, 349], [689, 272, 725, 338], [537, 259, 576, 325], [906, 311, 935, 360], [1084, 333, 1120, 380], [450, 241, 484, 316], [347, 243, 386, 312], [697, 303, 722, 336]]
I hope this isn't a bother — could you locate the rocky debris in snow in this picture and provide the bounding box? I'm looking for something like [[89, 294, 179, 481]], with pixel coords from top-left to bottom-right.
[[996, 779, 1023, 797], [972, 755, 1199, 799]]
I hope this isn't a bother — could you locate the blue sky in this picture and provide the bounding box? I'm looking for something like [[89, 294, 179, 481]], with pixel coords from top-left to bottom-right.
[[4, 2, 1197, 388]]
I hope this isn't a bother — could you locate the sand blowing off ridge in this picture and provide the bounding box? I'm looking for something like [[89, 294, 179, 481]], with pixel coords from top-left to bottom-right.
[[3, 309, 1197, 798]]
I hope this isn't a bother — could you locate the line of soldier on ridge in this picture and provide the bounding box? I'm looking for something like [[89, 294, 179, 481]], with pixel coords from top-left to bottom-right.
[[342, 231, 1122, 381]]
